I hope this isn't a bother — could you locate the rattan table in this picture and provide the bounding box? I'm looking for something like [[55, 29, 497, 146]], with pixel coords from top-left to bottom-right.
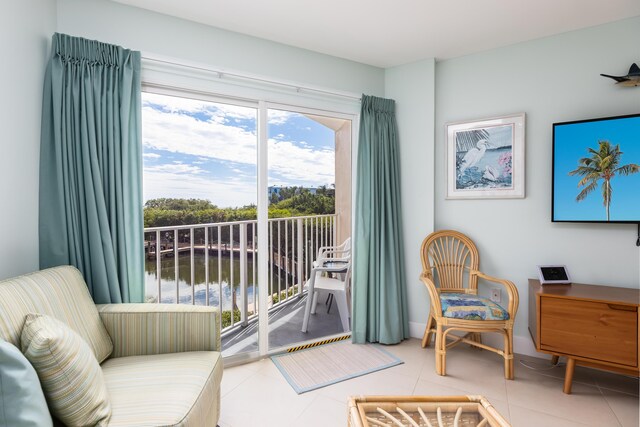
[[348, 395, 510, 427]]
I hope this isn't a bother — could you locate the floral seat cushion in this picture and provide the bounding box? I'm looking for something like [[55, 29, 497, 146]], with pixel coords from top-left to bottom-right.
[[440, 293, 509, 321]]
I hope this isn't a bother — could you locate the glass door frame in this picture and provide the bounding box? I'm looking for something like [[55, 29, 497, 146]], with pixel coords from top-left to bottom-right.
[[258, 102, 356, 359], [141, 81, 359, 367]]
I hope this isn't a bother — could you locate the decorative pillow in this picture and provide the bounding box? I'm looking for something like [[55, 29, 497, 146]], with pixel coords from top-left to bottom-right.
[[0, 340, 53, 427], [440, 293, 509, 321], [20, 314, 111, 427]]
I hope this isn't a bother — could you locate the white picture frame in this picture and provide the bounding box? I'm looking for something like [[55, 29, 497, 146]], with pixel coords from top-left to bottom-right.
[[537, 265, 572, 285], [446, 113, 525, 199]]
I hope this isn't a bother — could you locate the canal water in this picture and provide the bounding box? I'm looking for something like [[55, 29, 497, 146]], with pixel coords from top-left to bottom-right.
[[144, 253, 257, 310]]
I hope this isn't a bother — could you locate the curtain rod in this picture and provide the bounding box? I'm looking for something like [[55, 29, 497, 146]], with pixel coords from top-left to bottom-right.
[[141, 56, 362, 102]]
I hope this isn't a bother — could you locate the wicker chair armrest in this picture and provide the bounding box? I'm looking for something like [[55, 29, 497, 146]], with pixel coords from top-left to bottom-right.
[[470, 270, 519, 318], [97, 304, 221, 358], [419, 273, 442, 315]]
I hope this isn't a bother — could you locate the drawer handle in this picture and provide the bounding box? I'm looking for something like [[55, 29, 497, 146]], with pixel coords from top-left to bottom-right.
[[607, 304, 637, 312]]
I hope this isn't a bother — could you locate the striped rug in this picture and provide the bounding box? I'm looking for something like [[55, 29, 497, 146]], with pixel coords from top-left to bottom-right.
[[271, 341, 403, 394]]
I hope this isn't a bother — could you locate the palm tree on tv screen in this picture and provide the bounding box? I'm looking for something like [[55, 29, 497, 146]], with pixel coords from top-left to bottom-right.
[[569, 140, 639, 221]]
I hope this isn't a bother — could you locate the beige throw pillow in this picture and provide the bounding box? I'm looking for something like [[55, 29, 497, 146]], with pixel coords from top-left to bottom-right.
[[21, 314, 111, 427]]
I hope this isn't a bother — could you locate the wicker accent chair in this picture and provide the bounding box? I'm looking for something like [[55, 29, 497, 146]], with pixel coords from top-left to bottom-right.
[[420, 230, 519, 379]]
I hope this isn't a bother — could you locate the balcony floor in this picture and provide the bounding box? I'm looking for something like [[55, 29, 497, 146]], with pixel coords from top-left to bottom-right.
[[222, 293, 347, 356]]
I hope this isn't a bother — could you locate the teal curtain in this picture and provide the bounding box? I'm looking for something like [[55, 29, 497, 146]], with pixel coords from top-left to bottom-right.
[[352, 94, 409, 344], [39, 33, 143, 303]]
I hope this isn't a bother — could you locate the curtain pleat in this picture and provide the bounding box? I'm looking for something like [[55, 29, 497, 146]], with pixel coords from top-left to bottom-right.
[[39, 33, 143, 303], [352, 95, 409, 344]]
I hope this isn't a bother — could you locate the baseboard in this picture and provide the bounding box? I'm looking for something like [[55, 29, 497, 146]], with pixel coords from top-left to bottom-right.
[[408, 321, 549, 359], [408, 321, 426, 342]]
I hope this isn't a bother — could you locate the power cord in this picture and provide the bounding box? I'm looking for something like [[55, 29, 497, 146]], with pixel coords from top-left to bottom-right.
[[518, 358, 564, 371]]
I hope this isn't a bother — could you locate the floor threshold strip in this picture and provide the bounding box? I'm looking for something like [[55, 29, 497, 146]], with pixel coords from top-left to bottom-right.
[[286, 334, 351, 353]]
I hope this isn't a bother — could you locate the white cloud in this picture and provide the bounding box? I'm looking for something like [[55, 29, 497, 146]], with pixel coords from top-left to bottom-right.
[[143, 152, 161, 159], [143, 106, 334, 185], [145, 163, 205, 175], [142, 106, 258, 165], [268, 138, 334, 184], [268, 110, 294, 125], [143, 92, 256, 121]]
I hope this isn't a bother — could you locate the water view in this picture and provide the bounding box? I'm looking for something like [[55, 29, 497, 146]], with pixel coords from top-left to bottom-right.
[[145, 253, 257, 310]]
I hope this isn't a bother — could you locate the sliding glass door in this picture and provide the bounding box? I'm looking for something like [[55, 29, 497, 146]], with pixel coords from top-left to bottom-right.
[[141, 89, 353, 361], [141, 91, 260, 361], [266, 106, 352, 352]]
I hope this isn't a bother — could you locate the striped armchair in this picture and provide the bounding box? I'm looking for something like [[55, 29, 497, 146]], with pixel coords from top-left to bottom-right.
[[0, 266, 223, 427]]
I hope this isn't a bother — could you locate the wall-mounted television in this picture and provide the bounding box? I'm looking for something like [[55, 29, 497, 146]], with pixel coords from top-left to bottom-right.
[[552, 113, 640, 223]]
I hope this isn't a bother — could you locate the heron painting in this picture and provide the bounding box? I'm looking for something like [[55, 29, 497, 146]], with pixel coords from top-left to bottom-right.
[[455, 125, 514, 190], [446, 114, 525, 199]]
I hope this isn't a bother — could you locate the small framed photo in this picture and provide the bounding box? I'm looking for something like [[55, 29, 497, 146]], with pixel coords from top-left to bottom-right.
[[537, 265, 571, 285], [446, 113, 525, 199]]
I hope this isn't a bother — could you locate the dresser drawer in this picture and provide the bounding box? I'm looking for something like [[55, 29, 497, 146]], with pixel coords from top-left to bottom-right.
[[540, 297, 638, 367]]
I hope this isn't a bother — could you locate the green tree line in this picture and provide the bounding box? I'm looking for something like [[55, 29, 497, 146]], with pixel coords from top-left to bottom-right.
[[144, 186, 335, 228]]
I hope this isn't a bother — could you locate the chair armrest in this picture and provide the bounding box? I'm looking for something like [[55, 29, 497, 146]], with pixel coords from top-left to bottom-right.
[[96, 304, 221, 358], [320, 256, 350, 265], [316, 249, 350, 263], [316, 245, 336, 254], [470, 270, 519, 319], [419, 273, 442, 315], [317, 242, 346, 252], [310, 263, 350, 274], [319, 248, 350, 255]]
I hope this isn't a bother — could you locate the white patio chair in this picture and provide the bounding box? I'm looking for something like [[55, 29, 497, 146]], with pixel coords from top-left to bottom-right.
[[311, 237, 351, 313], [301, 261, 351, 333], [313, 237, 351, 268]]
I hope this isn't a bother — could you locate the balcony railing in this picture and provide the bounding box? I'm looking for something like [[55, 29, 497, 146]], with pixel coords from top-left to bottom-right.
[[143, 214, 337, 335]]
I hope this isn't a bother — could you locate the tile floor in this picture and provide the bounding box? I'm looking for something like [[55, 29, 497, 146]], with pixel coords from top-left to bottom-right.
[[219, 338, 639, 427]]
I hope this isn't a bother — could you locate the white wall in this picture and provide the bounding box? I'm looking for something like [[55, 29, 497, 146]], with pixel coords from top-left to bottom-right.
[[0, 0, 56, 279], [385, 59, 436, 336], [55, 0, 384, 97], [434, 17, 640, 348]]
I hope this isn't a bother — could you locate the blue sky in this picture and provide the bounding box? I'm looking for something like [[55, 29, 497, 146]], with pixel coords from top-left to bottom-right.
[[553, 116, 640, 222], [141, 92, 336, 207]]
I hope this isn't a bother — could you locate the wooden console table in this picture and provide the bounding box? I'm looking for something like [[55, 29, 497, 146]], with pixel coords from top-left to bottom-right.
[[528, 279, 639, 394]]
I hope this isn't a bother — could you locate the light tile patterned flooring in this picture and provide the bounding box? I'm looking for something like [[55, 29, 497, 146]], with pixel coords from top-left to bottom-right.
[[219, 338, 639, 427]]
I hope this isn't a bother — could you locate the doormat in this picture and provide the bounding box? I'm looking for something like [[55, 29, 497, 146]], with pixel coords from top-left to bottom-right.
[[271, 340, 403, 394]]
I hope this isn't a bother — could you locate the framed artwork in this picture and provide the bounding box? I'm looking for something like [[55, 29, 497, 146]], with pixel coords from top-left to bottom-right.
[[446, 113, 525, 199]]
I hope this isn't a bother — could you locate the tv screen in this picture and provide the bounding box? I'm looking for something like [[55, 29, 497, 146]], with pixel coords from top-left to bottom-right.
[[552, 114, 640, 223]]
